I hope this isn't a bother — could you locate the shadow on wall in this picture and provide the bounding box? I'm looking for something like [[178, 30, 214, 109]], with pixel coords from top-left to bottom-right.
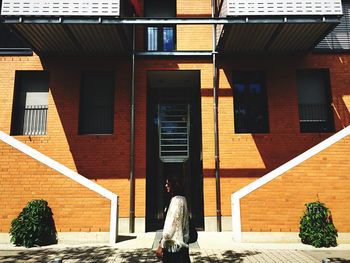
[[215, 55, 350, 176], [0, 247, 261, 263], [211, 55, 350, 233], [42, 55, 350, 184], [41, 56, 133, 180]]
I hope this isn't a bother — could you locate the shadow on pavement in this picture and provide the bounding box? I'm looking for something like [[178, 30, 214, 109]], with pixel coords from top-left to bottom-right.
[[190, 250, 261, 263], [0, 247, 261, 263], [304, 249, 350, 263], [118, 249, 160, 262], [0, 246, 117, 263], [327, 259, 350, 263]]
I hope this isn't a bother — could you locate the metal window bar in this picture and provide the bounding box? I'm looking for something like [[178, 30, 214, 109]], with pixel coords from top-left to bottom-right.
[[158, 104, 190, 162], [298, 103, 329, 122], [80, 105, 114, 134], [234, 109, 250, 133], [22, 105, 48, 135]]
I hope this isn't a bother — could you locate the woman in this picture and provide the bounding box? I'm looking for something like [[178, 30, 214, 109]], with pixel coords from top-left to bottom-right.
[[156, 176, 191, 263]]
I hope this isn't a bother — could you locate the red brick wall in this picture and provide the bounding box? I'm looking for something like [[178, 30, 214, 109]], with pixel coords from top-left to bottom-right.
[[176, 0, 212, 51], [135, 0, 212, 52], [215, 54, 350, 233], [240, 134, 350, 232], [0, 55, 135, 232], [1, 50, 350, 234], [0, 140, 110, 232]]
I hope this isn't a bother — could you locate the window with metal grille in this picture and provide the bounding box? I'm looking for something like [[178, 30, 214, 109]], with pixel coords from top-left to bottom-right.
[[296, 69, 334, 133], [78, 71, 115, 135], [158, 104, 190, 162], [316, 1, 350, 51], [11, 71, 49, 136], [232, 71, 269, 133]]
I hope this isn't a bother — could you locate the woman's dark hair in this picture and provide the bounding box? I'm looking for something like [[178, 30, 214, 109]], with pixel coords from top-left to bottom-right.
[[167, 175, 184, 196]]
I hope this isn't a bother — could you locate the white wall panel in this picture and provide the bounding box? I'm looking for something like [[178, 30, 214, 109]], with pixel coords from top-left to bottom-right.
[[1, 0, 120, 16]]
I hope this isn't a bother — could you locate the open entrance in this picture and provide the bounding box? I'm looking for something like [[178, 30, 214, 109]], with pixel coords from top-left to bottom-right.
[[146, 70, 204, 231]]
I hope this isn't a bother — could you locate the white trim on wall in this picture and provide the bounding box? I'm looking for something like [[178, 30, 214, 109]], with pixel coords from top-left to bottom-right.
[[231, 125, 350, 242], [0, 131, 119, 243]]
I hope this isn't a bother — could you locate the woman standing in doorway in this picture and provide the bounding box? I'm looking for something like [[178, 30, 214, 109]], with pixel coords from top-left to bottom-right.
[[156, 176, 191, 263]]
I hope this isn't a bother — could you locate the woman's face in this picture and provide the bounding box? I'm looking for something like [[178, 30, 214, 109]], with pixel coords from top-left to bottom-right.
[[165, 180, 172, 193]]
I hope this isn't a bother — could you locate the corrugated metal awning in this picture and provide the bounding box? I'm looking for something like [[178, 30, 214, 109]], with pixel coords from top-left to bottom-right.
[[218, 18, 340, 54], [9, 23, 131, 55]]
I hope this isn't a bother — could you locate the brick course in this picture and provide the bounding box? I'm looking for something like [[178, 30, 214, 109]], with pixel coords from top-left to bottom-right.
[[240, 135, 350, 232], [1, 0, 350, 234]]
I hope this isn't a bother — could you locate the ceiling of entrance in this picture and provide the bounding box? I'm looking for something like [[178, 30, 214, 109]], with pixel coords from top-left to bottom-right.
[[148, 71, 199, 88]]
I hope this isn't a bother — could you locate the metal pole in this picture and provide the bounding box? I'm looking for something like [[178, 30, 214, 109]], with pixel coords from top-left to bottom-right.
[[129, 23, 136, 233], [212, 0, 222, 232]]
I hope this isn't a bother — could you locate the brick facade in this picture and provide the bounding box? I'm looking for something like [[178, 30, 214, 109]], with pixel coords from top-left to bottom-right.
[[240, 134, 350, 232], [1, 0, 350, 237]]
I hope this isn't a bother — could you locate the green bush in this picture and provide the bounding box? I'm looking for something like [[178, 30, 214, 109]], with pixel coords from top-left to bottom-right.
[[10, 200, 57, 248], [299, 201, 337, 248]]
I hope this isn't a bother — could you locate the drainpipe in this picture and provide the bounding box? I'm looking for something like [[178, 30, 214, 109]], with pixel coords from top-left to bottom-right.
[[129, 23, 136, 233], [212, 0, 222, 232]]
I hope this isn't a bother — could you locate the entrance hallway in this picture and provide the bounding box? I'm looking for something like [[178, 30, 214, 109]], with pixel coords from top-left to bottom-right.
[[1, 232, 350, 262], [146, 70, 204, 231]]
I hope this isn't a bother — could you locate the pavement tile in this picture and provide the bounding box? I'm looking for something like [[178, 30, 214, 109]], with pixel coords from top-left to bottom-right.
[[0, 247, 344, 263], [1, 232, 350, 262]]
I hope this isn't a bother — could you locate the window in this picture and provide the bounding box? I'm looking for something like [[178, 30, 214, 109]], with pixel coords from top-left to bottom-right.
[[144, 0, 176, 52], [158, 104, 190, 162], [0, 25, 32, 55], [11, 71, 49, 135], [78, 72, 115, 135], [146, 25, 176, 51], [232, 71, 269, 133], [316, 1, 350, 51], [296, 69, 334, 133]]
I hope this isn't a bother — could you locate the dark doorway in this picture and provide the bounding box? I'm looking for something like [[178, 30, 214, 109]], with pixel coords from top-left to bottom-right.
[[146, 70, 204, 231]]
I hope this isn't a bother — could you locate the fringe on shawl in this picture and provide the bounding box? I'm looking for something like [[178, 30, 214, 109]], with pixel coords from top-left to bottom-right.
[[161, 239, 189, 253]]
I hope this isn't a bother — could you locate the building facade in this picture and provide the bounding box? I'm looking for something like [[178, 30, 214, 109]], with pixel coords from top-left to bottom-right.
[[0, 0, 350, 243]]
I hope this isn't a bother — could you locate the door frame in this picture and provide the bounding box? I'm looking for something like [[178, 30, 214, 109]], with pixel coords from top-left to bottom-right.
[[145, 70, 204, 231]]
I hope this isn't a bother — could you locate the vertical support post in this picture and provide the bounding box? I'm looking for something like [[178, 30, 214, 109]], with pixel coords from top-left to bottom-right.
[[129, 23, 136, 233], [212, 0, 222, 232], [231, 195, 241, 242], [110, 197, 119, 243]]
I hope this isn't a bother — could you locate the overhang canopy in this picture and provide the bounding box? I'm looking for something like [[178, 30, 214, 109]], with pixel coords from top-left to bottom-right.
[[0, 0, 131, 55], [6, 23, 131, 55], [218, 0, 343, 53], [218, 19, 340, 54]]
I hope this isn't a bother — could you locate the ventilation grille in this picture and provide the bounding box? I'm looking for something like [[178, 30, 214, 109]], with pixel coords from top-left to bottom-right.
[[316, 1, 350, 50], [1, 0, 120, 16], [226, 0, 342, 16], [158, 104, 190, 163]]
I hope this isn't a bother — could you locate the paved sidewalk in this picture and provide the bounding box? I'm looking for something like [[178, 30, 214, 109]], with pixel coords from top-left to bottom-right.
[[0, 232, 349, 262]]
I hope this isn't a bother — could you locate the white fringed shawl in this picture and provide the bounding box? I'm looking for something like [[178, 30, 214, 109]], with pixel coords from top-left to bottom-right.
[[161, 195, 190, 252]]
